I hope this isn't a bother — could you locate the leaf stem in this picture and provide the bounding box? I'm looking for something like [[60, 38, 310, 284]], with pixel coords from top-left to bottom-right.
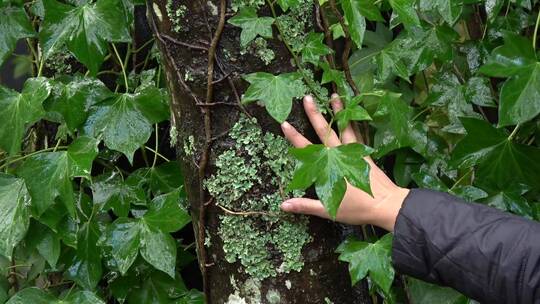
[[112, 43, 129, 92], [533, 9, 540, 50], [152, 124, 159, 168], [145, 146, 170, 162], [449, 169, 473, 191], [508, 124, 520, 141], [0, 146, 68, 170]]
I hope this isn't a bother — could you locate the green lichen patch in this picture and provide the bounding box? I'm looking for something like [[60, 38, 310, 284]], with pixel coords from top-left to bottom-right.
[[205, 116, 312, 280], [240, 37, 276, 65], [166, 0, 187, 33]]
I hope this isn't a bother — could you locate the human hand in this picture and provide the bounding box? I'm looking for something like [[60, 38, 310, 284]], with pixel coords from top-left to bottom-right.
[[280, 94, 409, 231]]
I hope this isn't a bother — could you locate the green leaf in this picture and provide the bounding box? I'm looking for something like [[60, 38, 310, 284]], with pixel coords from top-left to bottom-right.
[[67, 136, 99, 178], [242, 72, 305, 123], [335, 96, 372, 132], [86, 92, 155, 163], [372, 92, 428, 157], [485, 0, 505, 22], [66, 219, 102, 290], [26, 222, 60, 268], [228, 8, 274, 47], [288, 143, 373, 218], [132, 85, 170, 124], [479, 34, 536, 78], [144, 189, 191, 233], [337, 234, 394, 293], [434, 0, 463, 25], [139, 221, 177, 278], [341, 0, 367, 48], [376, 50, 410, 82], [498, 63, 540, 127], [127, 270, 188, 304], [17, 153, 75, 217], [47, 76, 112, 131], [0, 77, 51, 155], [0, 175, 31, 259], [6, 287, 56, 304], [357, 0, 384, 21], [451, 118, 540, 191], [276, 0, 301, 11], [92, 174, 145, 217], [0, 3, 35, 65], [389, 0, 420, 29], [484, 190, 534, 219], [100, 218, 140, 275], [301, 32, 333, 65], [64, 290, 106, 304], [320, 62, 353, 97], [407, 277, 468, 304], [40, 0, 130, 74]]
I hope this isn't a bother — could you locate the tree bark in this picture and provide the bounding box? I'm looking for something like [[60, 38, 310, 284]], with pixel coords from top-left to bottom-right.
[[147, 1, 371, 303]]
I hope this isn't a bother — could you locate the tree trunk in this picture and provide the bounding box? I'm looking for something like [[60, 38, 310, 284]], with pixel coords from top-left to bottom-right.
[[147, 1, 371, 303]]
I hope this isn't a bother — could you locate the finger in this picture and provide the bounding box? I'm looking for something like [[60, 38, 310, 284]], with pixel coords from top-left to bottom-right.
[[281, 198, 329, 219], [303, 95, 341, 147], [330, 94, 357, 144], [281, 122, 312, 148]]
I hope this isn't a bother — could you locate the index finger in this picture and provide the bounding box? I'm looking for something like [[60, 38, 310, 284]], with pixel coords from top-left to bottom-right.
[[281, 121, 312, 148]]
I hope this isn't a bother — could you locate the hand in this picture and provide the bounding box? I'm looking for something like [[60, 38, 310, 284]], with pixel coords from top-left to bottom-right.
[[280, 94, 409, 231]]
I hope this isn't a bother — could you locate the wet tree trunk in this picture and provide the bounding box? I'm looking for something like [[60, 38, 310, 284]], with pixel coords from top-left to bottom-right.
[[147, 1, 371, 303]]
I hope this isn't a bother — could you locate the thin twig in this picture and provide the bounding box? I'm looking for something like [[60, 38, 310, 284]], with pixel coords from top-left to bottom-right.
[[161, 33, 209, 51]]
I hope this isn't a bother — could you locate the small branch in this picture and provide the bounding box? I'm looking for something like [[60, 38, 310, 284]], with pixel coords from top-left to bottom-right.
[[112, 43, 129, 92], [161, 33, 209, 51]]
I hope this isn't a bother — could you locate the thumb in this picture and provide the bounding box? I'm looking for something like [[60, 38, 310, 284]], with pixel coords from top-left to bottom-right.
[[280, 198, 329, 219]]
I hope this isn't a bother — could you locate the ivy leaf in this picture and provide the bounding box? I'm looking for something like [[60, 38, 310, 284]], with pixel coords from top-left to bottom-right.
[[92, 174, 146, 217], [138, 222, 177, 278], [17, 153, 75, 217], [389, 0, 420, 29], [228, 8, 274, 47], [357, 0, 384, 21], [6, 288, 56, 304], [498, 63, 540, 127], [336, 234, 395, 293], [451, 118, 540, 191], [0, 175, 31, 259], [276, 0, 301, 11], [479, 34, 536, 78], [0, 77, 51, 155], [100, 192, 182, 277], [242, 72, 305, 123], [434, 0, 463, 25], [67, 136, 99, 178], [301, 32, 333, 65], [288, 143, 373, 218], [17, 137, 98, 217], [64, 291, 106, 304], [0, 3, 35, 65], [40, 0, 130, 74], [407, 277, 468, 304], [341, 0, 366, 48], [86, 92, 155, 163], [67, 218, 102, 290], [372, 92, 428, 158], [144, 189, 191, 233], [47, 76, 112, 131], [376, 50, 410, 82], [26, 222, 61, 268], [100, 218, 141, 275], [335, 95, 372, 132], [320, 62, 353, 97], [126, 270, 188, 304], [484, 189, 534, 219]]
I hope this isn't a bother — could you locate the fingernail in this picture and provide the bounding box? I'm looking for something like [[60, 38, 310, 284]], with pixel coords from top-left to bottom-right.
[[281, 121, 291, 129], [331, 93, 339, 99], [303, 95, 314, 104], [281, 201, 293, 212]]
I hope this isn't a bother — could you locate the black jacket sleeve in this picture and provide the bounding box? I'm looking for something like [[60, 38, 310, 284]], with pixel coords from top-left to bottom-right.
[[392, 188, 540, 304]]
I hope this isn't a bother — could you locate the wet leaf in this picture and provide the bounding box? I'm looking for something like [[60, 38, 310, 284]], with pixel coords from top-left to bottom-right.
[[0, 3, 35, 65], [228, 8, 274, 47], [0, 175, 31, 259]]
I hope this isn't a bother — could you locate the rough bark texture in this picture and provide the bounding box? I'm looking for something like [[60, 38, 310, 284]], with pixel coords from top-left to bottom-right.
[[147, 1, 371, 303]]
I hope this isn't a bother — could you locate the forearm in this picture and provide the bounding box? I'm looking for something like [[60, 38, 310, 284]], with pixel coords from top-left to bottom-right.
[[391, 189, 540, 303]]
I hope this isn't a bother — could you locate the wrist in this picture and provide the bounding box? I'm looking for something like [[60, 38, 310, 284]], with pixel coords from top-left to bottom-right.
[[369, 187, 410, 231]]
